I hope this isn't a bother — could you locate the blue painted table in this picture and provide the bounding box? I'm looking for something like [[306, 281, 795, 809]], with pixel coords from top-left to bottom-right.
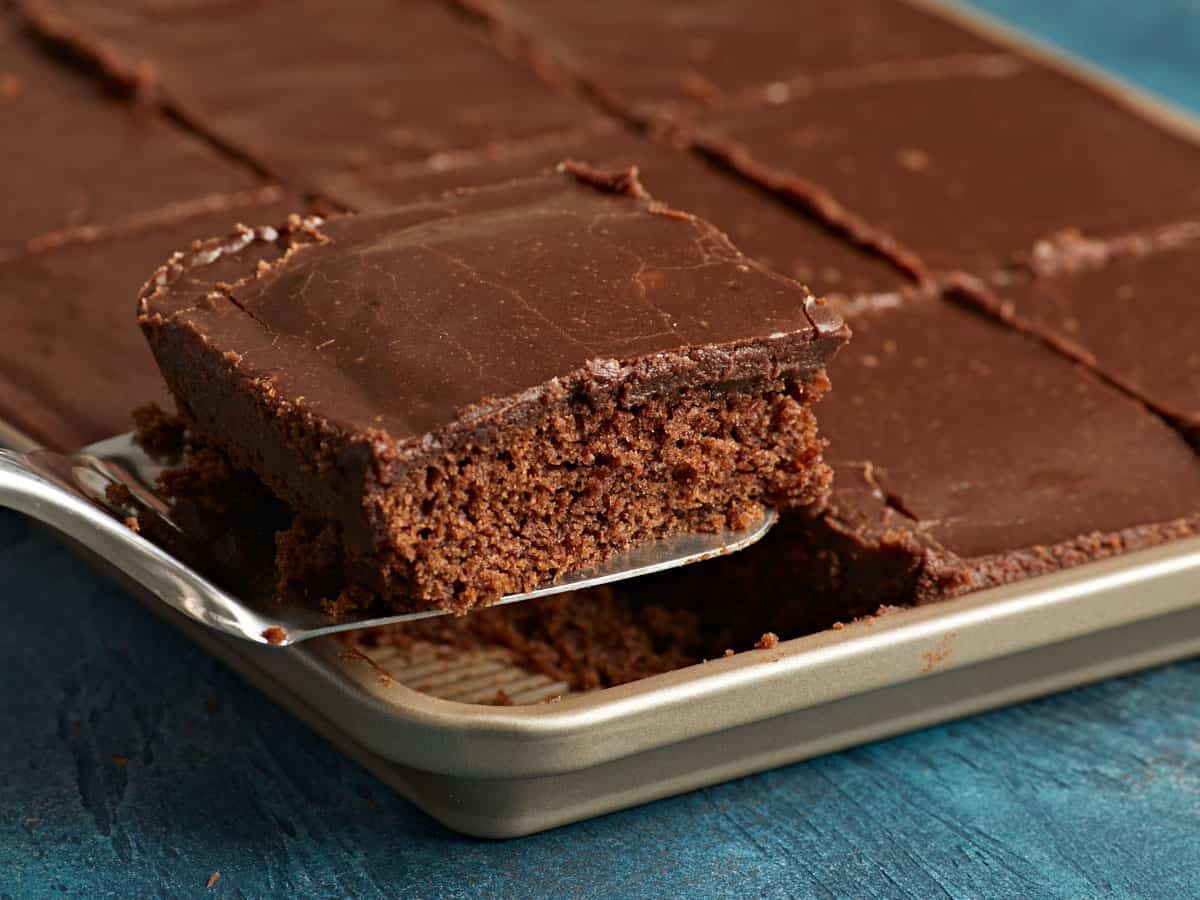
[[4, 4, 1200, 896]]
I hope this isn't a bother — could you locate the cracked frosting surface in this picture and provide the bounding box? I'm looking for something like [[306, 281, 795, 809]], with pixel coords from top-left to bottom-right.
[[20, 0, 602, 183], [454, 0, 1003, 119], [318, 124, 907, 302], [697, 66, 1200, 276], [0, 188, 302, 449], [821, 290, 1200, 560], [0, 8, 259, 258], [139, 166, 847, 453], [981, 225, 1200, 439]]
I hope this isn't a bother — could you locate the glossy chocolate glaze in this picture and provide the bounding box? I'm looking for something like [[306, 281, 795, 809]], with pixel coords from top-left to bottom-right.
[[0, 9, 259, 258], [454, 0, 1004, 120], [0, 189, 303, 450], [319, 123, 908, 302], [20, 0, 603, 183], [697, 66, 1200, 277], [978, 226, 1200, 441], [141, 167, 846, 449], [821, 289, 1200, 574]]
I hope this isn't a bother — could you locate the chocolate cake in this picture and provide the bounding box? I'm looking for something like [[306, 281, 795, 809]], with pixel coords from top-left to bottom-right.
[[0, 188, 305, 450], [319, 123, 909, 302], [816, 288, 1200, 586], [7, 0, 1200, 695], [453, 0, 1005, 120], [693, 65, 1200, 277], [637, 286, 1200, 620], [138, 165, 849, 613], [18, 0, 604, 184], [964, 226, 1200, 444], [0, 8, 261, 258]]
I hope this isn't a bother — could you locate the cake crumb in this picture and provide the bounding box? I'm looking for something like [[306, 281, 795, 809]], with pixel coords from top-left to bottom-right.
[[897, 147, 930, 171], [755, 632, 780, 650], [831, 621, 845, 631], [206, 871, 221, 889], [679, 69, 722, 104], [262, 626, 287, 645], [319, 586, 372, 620], [493, 688, 514, 706], [131, 404, 187, 459], [111, 754, 128, 766], [124, 515, 141, 534], [921, 631, 958, 672], [105, 482, 133, 507], [922, 647, 951, 671], [723, 648, 735, 657]]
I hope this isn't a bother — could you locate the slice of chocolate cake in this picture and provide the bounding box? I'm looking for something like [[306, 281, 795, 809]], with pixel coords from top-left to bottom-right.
[[964, 225, 1200, 445], [316, 123, 909, 304], [630, 287, 1200, 626], [815, 287, 1200, 596], [452, 0, 1005, 121], [694, 65, 1200, 278], [0, 187, 304, 451], [0, 7, 261, 258], [138, 165, 849, 614]]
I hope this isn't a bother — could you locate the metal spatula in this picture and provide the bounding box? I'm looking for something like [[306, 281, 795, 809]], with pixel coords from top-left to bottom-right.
[[0, 433, 775, 645]]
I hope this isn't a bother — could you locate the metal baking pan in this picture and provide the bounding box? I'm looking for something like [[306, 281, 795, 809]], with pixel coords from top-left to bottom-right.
[[67, 528, 1200, 838], [7, 0, 1200, 839], [11, 417, 1200, 839]]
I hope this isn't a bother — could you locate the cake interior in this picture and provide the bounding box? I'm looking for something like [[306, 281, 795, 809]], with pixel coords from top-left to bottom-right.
[[274, 373, 833, 614], [128, 405, 861, 689]]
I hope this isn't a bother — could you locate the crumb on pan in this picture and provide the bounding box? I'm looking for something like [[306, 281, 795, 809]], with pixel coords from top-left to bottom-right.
[[754, 631, 780, 650]]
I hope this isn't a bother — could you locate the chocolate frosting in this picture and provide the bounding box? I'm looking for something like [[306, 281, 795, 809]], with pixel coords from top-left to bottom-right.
[[698, 66, 1200, 276], [985, 229, 1200, 437], [0, 9, 260, 258], [0, 189, 304, 449], [319, 124, 908, 302], [140, 167, 848, 460], [455, 0, 1003, 119], [21, 0, 603, 183], [821, 290, 1200, 560]]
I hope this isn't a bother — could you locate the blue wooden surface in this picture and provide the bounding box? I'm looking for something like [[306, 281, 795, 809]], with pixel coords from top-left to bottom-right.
[[4, 3, 1200, 896]]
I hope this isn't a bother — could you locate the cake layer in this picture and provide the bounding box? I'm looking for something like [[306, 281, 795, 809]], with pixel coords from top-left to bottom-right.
[[0, 9, 260, 257], [139, 166, 849, 611], [130, 409, 821, 691], [19, 0, 603, 184]]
